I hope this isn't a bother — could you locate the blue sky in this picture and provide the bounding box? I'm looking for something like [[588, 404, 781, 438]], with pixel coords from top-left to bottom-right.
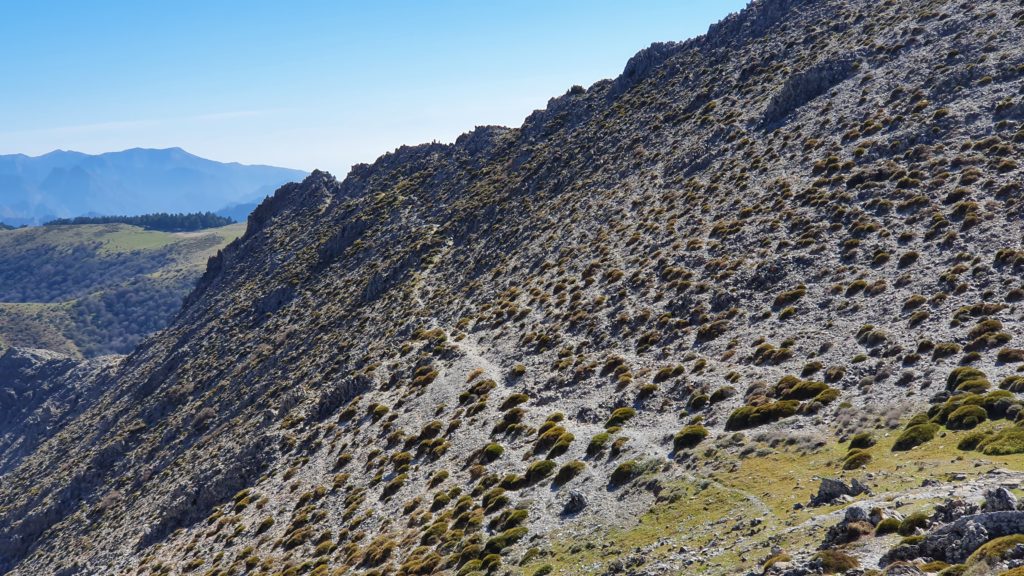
[[1, 1, 748, 174]]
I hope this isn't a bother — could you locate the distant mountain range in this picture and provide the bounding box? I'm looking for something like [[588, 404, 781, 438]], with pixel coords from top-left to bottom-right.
[[0, 147, 306, 225]]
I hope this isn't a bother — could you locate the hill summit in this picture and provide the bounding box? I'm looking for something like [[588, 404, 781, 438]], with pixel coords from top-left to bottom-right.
[[3, 1, 1024, 575]]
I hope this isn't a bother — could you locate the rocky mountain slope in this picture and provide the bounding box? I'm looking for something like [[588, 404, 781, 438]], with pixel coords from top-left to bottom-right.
[[3, 1, 1024, 574]]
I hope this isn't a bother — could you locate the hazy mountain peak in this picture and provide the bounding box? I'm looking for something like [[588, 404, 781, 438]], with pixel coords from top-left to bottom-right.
[[0, 148, 307, 226]]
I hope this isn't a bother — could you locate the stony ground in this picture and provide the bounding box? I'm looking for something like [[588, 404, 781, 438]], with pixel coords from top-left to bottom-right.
[[3, 1, 1024, 575]]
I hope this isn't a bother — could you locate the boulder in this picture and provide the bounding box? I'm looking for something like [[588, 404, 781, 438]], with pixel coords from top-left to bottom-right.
[[563, 490, 588, 515], [932, 498, 980, 523], [985, 487, 1019, 512], [811, 477, 870, 506]]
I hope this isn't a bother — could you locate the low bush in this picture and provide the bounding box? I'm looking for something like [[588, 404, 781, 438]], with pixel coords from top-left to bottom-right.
[[481, 443, 504, 463], [892, 423, 939, 451], [814, 549, 859, 573], [875, 517, 900, 535], [945, 404, 986, 430], [976, 426, 1024, 455], [610, 460, 641, 485], [673, 425, 709, 450], [587, 432, 610, 457], [843, 449, 872, 470], [946, 367, 987, 391], [605, 407, 637, 428], [849, 432, 876, 449], [553, 460, 585, 486], [774, 375, 829, 400], [725, 400, 800, 430], [524, 460, 556, 485], [898, 511, 930, 536], [957, 428, 990, 451]]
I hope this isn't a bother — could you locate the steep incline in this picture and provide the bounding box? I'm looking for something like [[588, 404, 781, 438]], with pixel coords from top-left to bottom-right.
[[2, 1, 1024, 574]]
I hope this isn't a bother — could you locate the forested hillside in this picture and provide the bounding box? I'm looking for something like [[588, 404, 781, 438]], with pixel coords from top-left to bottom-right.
[[0, 223, 242, 356]]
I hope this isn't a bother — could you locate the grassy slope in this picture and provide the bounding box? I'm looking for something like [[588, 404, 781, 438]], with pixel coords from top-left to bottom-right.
[[0, 223, 244, 357], [530, 420, 1024, 575]]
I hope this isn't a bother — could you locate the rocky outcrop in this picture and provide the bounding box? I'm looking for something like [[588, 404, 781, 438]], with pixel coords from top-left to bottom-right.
[[885, 511, 1024, 565]]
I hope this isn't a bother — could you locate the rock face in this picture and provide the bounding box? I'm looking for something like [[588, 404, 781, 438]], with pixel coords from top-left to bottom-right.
[[0, 347, 117, 474], [3, 0, 1024, 575]]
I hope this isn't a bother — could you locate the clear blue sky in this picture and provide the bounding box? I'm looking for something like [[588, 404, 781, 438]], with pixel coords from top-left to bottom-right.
[[0, 1, 748, 174]]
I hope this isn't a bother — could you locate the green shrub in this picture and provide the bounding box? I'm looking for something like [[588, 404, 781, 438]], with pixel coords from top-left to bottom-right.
[[481, 443, 504, 463], [1000, 376, 1024, 392], [977, 426, 1024, 455], [610, 460, 641, 485], [524, 460, 556, 485], [875, 517, 900, 535], [898, 511, 930, 535], [958, 430, 992, 451], [546, 433, 574, 458], [484, 527, 528, 554], [849, 432, 876, 449], [709, 386, 737, 403], [814, 549, 859, 573], [774, 375, 828, 400], [946, 367, 987, 391], [725, 400, 800, 430], [814, 388, 840, 404], [773, 285, 806, 309], [997, 348, 1024, 363], [587, 432, 610, 457], [500, 393, 529, 410], [605, 407, 637, 428], [946, 405, 987, 430], [968, 534, 1024, 564], [673, 425, 709, 450], [553, 460, 585, 486], [482, 487, 508, 510], [843, 449, 872, 470], [381, 474, 408, 499], [892, 423, 939, 451], [533, 565, 554, 576]]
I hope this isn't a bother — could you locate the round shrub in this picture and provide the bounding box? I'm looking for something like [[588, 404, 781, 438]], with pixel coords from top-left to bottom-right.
[[892, 423, 939, 451], [814, 549, 859, 573], [725, 400, 800, 430], [875, 517, 900, 535], [958, 430, 992, 451], [610, 460, 641, 485], [946, 405, 987, 430], [605, 407, 637, 428], [673, 425, 709, 450], [897, 511, 930, 536], [546, 433, 574, 458], [849, 432, 876, 449], [946, 367, 988, 391], [524, 460, 556, 485], [481, 443, 504, 463], [553, 460, 585, 486], [1001, 375, 1024, 392], [843, 449, 872, 470], [587, 432, 610, 457], [977, 426, 1024, 455]]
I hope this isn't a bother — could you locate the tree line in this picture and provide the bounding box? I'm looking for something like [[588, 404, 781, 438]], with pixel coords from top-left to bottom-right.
[[45, 212, 234, 232]]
